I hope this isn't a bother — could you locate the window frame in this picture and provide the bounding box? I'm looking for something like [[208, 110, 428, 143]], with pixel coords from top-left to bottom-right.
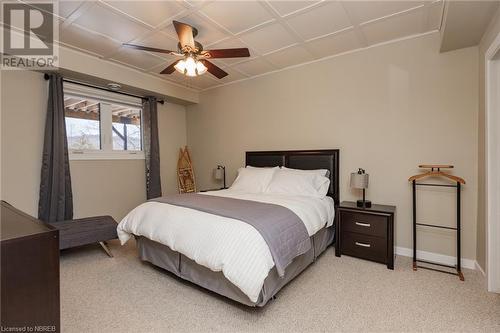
[[64, 82, 145, 161]]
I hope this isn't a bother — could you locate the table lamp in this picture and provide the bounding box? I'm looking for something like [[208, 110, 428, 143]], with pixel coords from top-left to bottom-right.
[[214, 165, 226, 189], [350, 168, 371, 208]]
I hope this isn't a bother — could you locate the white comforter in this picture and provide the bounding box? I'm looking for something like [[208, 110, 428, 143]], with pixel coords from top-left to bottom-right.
[[117, 190, 335, 302]]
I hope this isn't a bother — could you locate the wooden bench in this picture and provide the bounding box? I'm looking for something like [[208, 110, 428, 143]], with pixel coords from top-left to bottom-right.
[[48, 216, 118, 257]]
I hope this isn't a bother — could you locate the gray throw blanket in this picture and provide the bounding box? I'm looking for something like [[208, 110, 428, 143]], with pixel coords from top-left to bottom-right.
[[151, 193, 311, 277]]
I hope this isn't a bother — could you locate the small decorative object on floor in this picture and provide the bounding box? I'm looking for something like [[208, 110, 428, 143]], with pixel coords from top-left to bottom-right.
[[177, 146, 196, 193], [350, 168, 371, 208], [214, 165, 226, 189], [408, 164, 466, 281]]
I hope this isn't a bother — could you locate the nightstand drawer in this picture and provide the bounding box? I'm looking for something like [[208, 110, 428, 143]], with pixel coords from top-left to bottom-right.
[[340, 211, 388, 238], [341, 232, 387, 264]]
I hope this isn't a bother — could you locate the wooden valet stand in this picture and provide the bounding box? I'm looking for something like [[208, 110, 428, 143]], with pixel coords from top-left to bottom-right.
[[408, 165, 466, 281]]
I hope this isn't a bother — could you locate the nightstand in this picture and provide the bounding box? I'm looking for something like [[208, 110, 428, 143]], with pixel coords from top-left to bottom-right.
[[336, 201, 396, 269]]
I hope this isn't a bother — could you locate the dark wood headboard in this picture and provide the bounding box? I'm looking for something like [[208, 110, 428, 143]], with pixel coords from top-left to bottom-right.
[[245, 149, 340, 206]]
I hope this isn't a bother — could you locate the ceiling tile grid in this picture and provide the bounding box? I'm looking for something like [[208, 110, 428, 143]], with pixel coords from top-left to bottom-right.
[[285, 1, 352, 41], [46, 0, 444, 91]]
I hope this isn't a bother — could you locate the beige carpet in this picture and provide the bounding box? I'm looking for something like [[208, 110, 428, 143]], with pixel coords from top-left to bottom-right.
[[60, 239, 500, 332]]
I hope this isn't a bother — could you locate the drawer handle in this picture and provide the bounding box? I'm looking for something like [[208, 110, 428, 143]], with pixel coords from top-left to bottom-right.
[[355, 222, 371, 227], [355, 241, 371, 248]]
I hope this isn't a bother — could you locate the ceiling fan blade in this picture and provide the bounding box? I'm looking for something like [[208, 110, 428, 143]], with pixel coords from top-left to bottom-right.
[[123, 43, 177, 55], [203, 48, 250, 59], [200, 60, 228, 79], [160, 60, 181, 74], [173, 20, 195, 49]]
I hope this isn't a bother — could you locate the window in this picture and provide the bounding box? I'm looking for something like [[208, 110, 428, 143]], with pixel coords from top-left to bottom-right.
[[63, 83, 144, 160], [111, 104, 142, 151], [65, 97, 101, 150]]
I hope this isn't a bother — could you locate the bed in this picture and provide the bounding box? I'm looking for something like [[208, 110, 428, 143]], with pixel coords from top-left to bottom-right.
[[118, 149, 340, 307]]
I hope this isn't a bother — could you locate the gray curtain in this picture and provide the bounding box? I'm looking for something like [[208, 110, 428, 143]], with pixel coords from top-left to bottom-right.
[[143, 96, 162, 199], [38, 73, 73, 222]]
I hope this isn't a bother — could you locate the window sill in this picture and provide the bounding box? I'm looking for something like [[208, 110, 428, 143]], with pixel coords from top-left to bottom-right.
[[69, 151, 145, 161]]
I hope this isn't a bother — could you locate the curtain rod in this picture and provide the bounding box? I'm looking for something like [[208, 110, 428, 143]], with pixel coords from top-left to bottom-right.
[[43, 73, 165, 105]]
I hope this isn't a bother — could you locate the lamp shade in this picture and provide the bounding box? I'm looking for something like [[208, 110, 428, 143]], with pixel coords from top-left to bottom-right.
[[350, 172, 369, 189], [214, 168, 224, 180]]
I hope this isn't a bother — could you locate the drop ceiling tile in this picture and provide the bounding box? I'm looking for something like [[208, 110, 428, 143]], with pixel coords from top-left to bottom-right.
[[103, 1, 187, 28], [233, 58, 275, 77], [286, 2, 352, 41], [342, 1, 424, 24], [73, 3, 151, 42], [204, 66, 248, 84], [161, 71, 207, 90], [136, 32, 180, 59], [148, 61, 177, 76], [59, 24, 122, 57], [200, 1, 274, 34], [205, 38, 253, 66], [207, 58, 226, 68], [111, 48, 165, 71], [239, 23, 296, 54], [264, 45, 314, 69], [161, 13, 228, 46], [305, 29, 361, 58], [361, 7, 424, 45], [183, 0, 199, 7], [58, 1, 83, 18], [427, 1, 443, 31], [267, 1, 321, 17], [51, 1, 443, 90], [188, 75, 220, 89]]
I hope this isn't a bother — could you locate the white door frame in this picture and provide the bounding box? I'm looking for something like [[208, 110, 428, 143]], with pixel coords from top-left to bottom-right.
[[486, 31, 500, 293]]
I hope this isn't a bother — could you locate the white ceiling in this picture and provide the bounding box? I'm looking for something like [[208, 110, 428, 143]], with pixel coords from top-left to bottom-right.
[[440, 0, 499, 52], [49, 1, 443, 91]]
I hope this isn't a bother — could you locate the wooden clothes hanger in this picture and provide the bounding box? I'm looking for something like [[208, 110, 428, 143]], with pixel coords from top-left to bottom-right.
[[408, 165, 466, 184]]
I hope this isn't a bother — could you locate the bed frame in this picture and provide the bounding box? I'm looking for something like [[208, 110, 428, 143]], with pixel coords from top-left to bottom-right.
[[137, 149, 340, 307], [246, 149, 340, 206]]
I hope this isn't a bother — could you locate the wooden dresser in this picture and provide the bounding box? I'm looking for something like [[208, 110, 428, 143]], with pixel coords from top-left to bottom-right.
[[1, 201, 60, 332], [336, 201, 396, 269]]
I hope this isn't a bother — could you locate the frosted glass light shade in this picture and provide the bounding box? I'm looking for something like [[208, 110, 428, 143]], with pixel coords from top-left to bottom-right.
[[174, 56, 207, 77], [196, 61, 207, 75], [174, 60, 185, 73], [350, 172, 369, 189]]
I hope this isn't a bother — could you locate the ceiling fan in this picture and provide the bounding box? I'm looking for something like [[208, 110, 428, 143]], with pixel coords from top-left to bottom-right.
[[123, 21, 250, 79]]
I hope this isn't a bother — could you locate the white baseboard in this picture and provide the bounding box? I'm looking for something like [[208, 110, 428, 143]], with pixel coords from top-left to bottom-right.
[[475, 261, 486, 276], [395, 247, 476, 270]]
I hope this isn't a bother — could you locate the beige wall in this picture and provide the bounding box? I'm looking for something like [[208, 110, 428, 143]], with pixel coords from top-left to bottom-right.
[[477, 7, 500, 271], [187, 33, 479, 260], [1, 70, 186, 221]]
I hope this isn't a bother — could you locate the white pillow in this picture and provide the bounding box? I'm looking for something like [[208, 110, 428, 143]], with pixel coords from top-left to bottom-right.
[[230, 166, 278, 193], [281, 166, 330, 178], [266, 168, 330, 198]]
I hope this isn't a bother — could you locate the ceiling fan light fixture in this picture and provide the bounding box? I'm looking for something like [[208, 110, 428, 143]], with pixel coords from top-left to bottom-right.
[[174, 55, 207, 77], [124, 20, 249, 79]]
